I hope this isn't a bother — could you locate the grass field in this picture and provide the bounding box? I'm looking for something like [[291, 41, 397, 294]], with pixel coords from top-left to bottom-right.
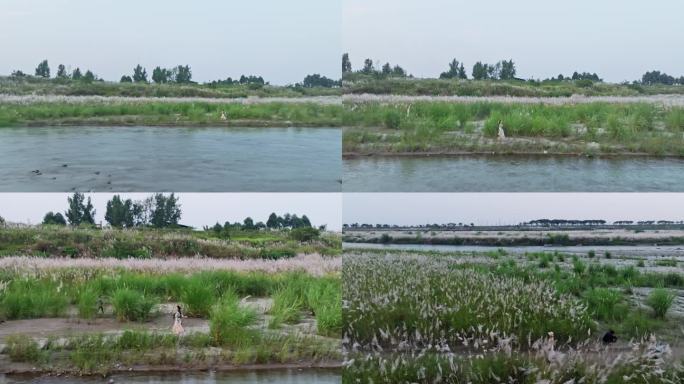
[[342, 101, 684, 156], [0, 225, 341, 259], [343, 77, 684, 97], [0, 256, 341, 374], [342, 249, 684, 383], [0, 76, 341, 98], [0, 99, 343, 128]]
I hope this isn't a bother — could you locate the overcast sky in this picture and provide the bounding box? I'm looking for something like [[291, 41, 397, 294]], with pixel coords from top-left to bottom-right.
[[0, 193, 342, 230], [344, 193, 684, 225], [0, 0, 340, 84], [344, 0, 684, 82]]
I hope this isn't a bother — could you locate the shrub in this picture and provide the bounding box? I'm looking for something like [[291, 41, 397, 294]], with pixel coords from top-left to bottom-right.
[[585, 288, 627, 321], [384, 110, 401, 129], [209, 293, 257, 347], [289, 227, 320, 242], [77, 289, 98, 320], [181, 278, 215, 317], [5, 335, 44, 363], [111, 288, 156, 321], [587, 250, 595, 258], [646, 288, 675, 319]]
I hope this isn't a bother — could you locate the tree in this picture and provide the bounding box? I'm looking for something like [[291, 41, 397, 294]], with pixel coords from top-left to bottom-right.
[[457, 63, 467, 79], [150, 193, 181, 228], [302, 74, 338, 88], [472, 62, 489, 80], [173, 65, 192, 83], [362, 59, 375, 74], [56, 64, 68, 79], [72, 68, 82, 80], [301, 215, 312, 227], [11, 70, 26, 77], [65, 192, 95, 226], [0, 215, 4, 226], [440, 59, 462, 79], [290, 227, 320, 242], [392, 65, 406, 77], [132, 64, 148, 83], [120, 75, 133, 83], [342, 53, 352, 73], [152, 66, 172, 84], [381, 62, 392, 75], [266, 213, 279, 229], [498, 59, 516, 80], [105, 195, 135, 228], [35, 60, 50, 78], [243, 217, 255, 230], [83, 70, 95, 83], [43, 212, 67, 226]]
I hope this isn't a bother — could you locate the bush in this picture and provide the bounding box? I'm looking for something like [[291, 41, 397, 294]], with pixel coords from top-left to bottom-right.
[[5, 334, 44, 363], [111, 289, 156, 322], [585, 288, 627, 321], [181, 278, 215, 317], [209, 293, 257, 347], [646, 288, 675, 319], [77, 289, 98, 320], [384, 110, 401, 129], [289, 227, 320, 242]]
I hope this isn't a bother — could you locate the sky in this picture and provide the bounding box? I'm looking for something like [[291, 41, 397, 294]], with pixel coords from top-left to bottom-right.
[[344, 0, 684, 82], [344, 193, 684, 226], [0, 193, 342, 230], [0, 0, 341, 85]]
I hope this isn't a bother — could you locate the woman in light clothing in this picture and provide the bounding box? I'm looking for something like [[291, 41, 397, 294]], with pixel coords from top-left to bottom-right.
[[172, 305, 185, 336]]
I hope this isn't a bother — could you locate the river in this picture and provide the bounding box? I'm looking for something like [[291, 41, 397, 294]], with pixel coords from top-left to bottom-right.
[[0, 126, 341, 192], [343, 156, 684, 192]]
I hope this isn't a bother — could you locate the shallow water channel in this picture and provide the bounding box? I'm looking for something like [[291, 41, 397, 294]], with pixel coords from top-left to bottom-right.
[[343, 155, 684, 192], [0, 126, 341, 192], [1, 368, 340, 383], [343, 242, 684, 259]]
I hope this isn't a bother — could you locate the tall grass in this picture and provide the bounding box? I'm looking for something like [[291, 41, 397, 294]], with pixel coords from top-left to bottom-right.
[[209, 292, 258, 347], [111, 289, 156, 322], [646, 288, 675, 319]]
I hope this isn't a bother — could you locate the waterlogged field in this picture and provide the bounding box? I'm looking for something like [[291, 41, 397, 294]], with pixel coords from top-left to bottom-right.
[[343, 101, 684, 157], [342, 250, 684, 383], [0, 126, 341, 192]]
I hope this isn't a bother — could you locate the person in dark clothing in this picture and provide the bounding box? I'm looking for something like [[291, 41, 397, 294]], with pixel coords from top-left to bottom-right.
[[602, 329, 617, 344]]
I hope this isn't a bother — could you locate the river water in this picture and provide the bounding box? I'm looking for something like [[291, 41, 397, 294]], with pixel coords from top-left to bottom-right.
[[1, 368, 340, 383], [343, 242, 684, 258], [343, 156, 684, 192], [0, 127, 341, 192]]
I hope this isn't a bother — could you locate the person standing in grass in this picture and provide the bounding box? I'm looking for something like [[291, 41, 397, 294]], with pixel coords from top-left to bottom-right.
[[172, 305, 185, 336], [497, 120, 506, 140]]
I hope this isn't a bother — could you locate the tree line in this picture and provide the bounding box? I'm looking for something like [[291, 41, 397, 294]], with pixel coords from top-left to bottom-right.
[[41, 193, 181, 228], [343, 220, 684, 229], [10, 60, 339, 88], [342, 53, 684, 85]]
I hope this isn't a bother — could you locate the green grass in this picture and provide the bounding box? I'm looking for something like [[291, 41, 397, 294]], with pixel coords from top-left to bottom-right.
[[0, 101, 343, 128], [111, 288, 157, 322], [209, 293, 258, 347], [0, 75, 340, 98], [343, 76, 684, 97], [342, 101, 684, 156], [646, 288, 676, 319], [181, 276, 216, 317], [0, 225, 339, 259]]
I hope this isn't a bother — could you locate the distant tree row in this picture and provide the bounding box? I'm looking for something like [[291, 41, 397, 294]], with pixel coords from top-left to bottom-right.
[[120, 64, 192, 84], [12, 59, 100, 83], [343, 220, 684, 229], [42, 193, 181, 228], [641, 70, 684, 86], [300, 74, 340, 88], [342, 54, 408, 79], [208, 75, 267, 87]]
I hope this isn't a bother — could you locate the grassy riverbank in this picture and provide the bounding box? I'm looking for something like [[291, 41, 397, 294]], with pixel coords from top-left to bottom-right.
[[0, 260, 341, 374], [343, 101, 684, 156], [343, 77, 684, 97], [0, 76, 341, 98], [343, 250, 684, 382], [0, 100, 343, 128], [0, 226, 341, 259]]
